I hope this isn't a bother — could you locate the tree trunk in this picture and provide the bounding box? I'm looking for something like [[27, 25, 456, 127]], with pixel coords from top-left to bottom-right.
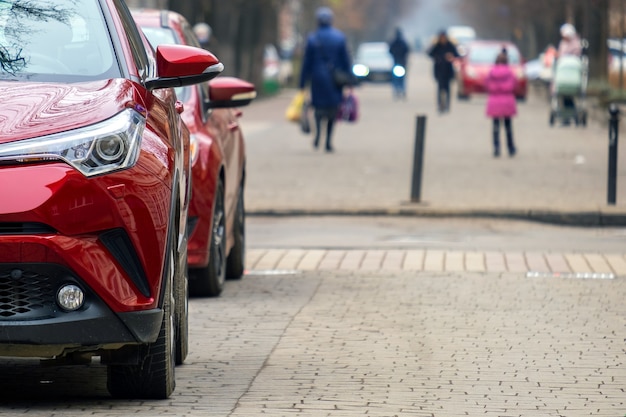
[[587, 0, 609, 82]]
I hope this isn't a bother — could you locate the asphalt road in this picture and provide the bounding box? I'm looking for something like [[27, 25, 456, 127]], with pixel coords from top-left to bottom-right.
[[247, 215, 626, 253]]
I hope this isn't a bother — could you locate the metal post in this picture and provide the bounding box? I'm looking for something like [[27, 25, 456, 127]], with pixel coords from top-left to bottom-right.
[[410, 115, 427, 202], [608, 104, 620, 205]]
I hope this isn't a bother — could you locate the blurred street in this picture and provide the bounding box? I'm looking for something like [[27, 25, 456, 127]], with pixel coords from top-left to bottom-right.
[[5, 54, 626, 417], [242, 53, 626, 225]]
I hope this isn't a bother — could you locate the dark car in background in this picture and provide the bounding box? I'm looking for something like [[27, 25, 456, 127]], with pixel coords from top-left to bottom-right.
[[0, 0, 223, 399], [133, 9, 256, 297], [456, 40, 528, 101]]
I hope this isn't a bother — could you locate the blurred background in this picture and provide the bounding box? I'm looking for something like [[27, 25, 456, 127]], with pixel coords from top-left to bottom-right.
[[125, 0, 624, 103]]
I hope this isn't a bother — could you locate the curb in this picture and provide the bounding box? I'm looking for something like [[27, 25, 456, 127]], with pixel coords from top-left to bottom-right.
[[246, 207, 626, 227]]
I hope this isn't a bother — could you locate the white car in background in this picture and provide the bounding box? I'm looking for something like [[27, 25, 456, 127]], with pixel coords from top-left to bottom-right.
[[447, 25, 476, 56]]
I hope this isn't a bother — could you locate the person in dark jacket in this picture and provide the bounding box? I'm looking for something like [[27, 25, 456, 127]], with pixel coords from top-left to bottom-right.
[[299, 7, 352, 152], [427, 30, 459, 113], [388, 27, 410, 99]]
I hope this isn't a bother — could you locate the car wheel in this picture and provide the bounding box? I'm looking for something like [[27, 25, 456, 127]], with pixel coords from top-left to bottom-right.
[[226, 181, 245, 280], [189, 178, 226, 297], [549, 112, 556, 126], [107, 236, 176, 399], [174, 215, 189, 365]]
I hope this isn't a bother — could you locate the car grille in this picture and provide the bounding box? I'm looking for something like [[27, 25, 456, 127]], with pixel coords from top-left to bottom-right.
[[0, 264, 70, 320]]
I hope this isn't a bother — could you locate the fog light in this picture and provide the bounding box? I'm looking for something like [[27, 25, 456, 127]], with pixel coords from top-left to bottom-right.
[[57, 285, 85, 311]]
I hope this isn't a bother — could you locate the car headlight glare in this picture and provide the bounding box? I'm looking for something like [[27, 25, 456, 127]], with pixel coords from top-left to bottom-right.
[[0, 108, 145, 177], [352, 64, 369, 77], [393, 65, 406, 77]]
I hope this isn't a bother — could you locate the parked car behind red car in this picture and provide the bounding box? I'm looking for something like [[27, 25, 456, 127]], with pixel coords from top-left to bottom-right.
[[456, 40, 528, 101], [0, 0, 223, 399], [132, 9, 256, 297]]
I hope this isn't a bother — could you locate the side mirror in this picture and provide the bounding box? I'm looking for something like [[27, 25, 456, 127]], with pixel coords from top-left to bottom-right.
[[146, 44, 224, 90], [205, 77, 257, 109]]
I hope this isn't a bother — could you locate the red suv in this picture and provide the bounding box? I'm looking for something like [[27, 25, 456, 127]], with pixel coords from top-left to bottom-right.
[[133, 9, 256, 297], [0, 0, 222, 399]]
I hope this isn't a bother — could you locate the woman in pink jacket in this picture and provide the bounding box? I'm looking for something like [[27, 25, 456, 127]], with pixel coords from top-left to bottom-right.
[[486, 49, 517, 157]]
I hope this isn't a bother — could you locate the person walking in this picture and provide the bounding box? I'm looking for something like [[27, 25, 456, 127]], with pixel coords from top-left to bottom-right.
[[427, 30, 459, 113], [555, 23, 583, 122], [299, 7, 352, 153], [388, 27, 410, 99], [557, 23, 582, 57], [485, 49, 517, 157]]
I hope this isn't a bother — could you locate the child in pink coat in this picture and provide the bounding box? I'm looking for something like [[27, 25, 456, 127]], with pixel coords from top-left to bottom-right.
[[485, 49, 517, 157]]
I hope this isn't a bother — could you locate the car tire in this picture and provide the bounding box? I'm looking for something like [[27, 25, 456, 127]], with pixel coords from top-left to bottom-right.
[[226, 181, 245, 280], [549, 112, 556, 126], [174, 215, 189, 365], [189, 178, 226, 297], [107, 235, 176, 399]]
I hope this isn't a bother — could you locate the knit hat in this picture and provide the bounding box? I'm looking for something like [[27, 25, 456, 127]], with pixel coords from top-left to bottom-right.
[[560, 23, 576, 38], [316, 7, 333, 27]]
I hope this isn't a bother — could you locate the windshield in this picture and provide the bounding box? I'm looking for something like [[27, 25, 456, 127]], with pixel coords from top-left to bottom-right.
[[0, 0, 118, 81], [357, 45, 392, 62], [469, 45, 521, 65]]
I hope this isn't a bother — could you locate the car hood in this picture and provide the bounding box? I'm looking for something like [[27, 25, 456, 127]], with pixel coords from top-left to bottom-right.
[[0, 79, 143, 144]]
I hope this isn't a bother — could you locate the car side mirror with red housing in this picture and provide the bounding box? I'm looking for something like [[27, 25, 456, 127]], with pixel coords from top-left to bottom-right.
[[206, 77, 257, 109], [146, 44, 224, 90]]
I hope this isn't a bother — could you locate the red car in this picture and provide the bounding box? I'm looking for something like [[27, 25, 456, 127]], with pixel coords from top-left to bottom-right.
[[132, 9, 256, 297], [0, 0, 223, 399], [456, 40, 528, 101]]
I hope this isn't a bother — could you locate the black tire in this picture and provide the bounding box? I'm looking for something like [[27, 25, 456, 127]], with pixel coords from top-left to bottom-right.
[[107, 247, 176, 399], [189, 179, 226, 297], [549, 112, 555, 126], [226, 182, 246, 280], [174, 222, 189, 365]]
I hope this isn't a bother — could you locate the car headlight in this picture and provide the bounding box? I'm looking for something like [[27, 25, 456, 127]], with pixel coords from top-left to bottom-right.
[[392, 65, 406, 77], [352, 64, 369, 77], [466, 67, 477, 79], [0, 108, 144, 177]]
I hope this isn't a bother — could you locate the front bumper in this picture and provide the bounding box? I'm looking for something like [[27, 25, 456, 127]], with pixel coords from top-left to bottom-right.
[[0, 262, 162, 357], [0, 159, 174, 355]]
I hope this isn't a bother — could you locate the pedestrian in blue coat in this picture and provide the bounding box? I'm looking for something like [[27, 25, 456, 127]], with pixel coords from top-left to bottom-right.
[[299, 7, 352, 152]]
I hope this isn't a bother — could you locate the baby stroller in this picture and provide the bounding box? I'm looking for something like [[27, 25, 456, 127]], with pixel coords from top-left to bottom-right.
[[549, 52, 588, 127]]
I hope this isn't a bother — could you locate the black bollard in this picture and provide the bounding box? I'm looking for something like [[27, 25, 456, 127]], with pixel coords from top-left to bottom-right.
[[411, 115, 427, 202], [608, 104, 620, 205]]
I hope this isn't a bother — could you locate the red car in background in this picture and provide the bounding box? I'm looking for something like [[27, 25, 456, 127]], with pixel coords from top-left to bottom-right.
[[132, 9, 256, 297], [0, 0, 223, 399], [456, 40, 528, 101]]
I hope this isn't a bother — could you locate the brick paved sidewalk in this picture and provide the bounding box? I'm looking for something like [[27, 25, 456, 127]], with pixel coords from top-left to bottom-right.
[[247, 248, 626, 277]]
